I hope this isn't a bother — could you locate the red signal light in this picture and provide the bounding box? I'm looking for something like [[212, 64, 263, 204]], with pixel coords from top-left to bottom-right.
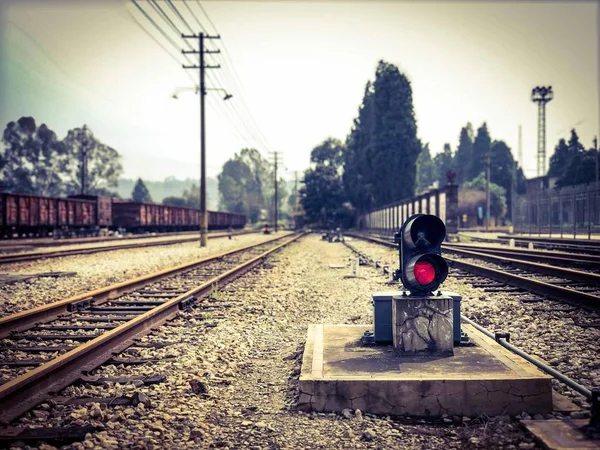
[[414, 261, 435, 285]]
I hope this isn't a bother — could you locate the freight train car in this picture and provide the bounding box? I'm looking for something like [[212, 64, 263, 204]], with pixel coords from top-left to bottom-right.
[[0, 192, 246, 237], [0, 192, 109, 237], [208, 210, 246, 229], [111, 200, 200, 231], [111, 200, 246, 231]]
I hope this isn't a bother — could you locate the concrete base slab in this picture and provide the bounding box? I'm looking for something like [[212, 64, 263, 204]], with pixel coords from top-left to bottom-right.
[[299, 324, 553, 417], [552, 390, 582, 414], [522, 419, 600, 450]]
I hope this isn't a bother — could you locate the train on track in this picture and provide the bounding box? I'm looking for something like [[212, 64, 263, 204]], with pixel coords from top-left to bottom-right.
[[0, 192, 246, 237]]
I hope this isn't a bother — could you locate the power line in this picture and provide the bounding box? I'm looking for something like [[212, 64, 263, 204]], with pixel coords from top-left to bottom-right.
[[127, 3, 197, 86], [183, 1, 208, 34], [131, 0, 185, 56], [131, 0, 272, 154], [190, 1, 274, 152], [166, 0, 196, 35]]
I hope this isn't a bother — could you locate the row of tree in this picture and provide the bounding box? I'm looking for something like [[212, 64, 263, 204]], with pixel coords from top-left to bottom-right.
[[549, 130, 599, 188], [0, 117, 202, 208], [416, 122, 528, 220], [216, 148, 288, 223], [298, 60, 532, 228], [1, 117, 123, 197]]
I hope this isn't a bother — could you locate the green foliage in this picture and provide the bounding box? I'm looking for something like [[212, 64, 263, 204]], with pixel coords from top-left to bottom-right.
[[343, 60, 420, 212], [131, 178, 152, 203], [489, 140, 520, 219], [370, 61, 421, 204], [217, 148, 286, 223], [433, 143, 454, 186], [549, 130, 597, 188], [61, 125, 123, 196], [162, 196, 188, 207], [343, 81, 375, 213], [463, 172, 507, 219], [301, 138, 352, 227], [468, 123, 491, 182], [115, 177, 219, 210], [416, 142, 436, 191], [1, 118, 122, 197], [1, 117, 69, 196], [454, 123, 474, 184], [182, 183, 200, 209]]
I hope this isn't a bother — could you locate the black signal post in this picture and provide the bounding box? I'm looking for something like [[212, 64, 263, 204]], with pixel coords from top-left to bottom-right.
[[396, 214, 448, 294]]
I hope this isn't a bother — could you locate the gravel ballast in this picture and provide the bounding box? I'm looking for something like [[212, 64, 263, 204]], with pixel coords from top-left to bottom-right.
[[0, 233, 283, 318], [345, 237, 600, 409], [11, 234, 540, 450]]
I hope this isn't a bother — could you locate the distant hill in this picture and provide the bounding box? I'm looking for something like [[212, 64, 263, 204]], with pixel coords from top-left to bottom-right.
[[115, 177, 219, 210]]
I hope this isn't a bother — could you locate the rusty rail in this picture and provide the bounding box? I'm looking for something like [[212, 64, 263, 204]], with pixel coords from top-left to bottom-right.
[[0, 232, 305, 424]]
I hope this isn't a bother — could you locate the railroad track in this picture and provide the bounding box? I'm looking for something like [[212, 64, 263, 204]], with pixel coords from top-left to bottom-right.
[[342, 233, 600, 431], [443, 243, 600, 270], [347, 232, 600, 311], [0, 230, 254, 265], [465, 234, 600, 256], [0, 232, 304, 424], [0, 229, 253, 252]]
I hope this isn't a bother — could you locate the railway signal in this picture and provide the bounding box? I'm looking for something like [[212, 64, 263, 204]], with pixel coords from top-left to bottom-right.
[[396, 214, 448, 294]]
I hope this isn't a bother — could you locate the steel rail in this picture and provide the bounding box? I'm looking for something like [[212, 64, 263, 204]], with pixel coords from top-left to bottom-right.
[[441, 246, 600, 286], [492, 236, 600, 255], [346, 232, 600, 310], [0, 232, 305, 424], [0, 229, 251, 250], [444, 243, 600, 267], [496, 235, 600, 247], [0, 231, 255, 265], [350, 233, 600, 286], [0, 233, 292, 338], [461, 316, 593, 400]]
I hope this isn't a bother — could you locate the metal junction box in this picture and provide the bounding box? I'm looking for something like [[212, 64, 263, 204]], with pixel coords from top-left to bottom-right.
[[371, 290, 462, 344]]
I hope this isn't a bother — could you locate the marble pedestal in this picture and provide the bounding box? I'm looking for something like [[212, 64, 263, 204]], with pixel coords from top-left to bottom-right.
[[392, 294, 453, 356]]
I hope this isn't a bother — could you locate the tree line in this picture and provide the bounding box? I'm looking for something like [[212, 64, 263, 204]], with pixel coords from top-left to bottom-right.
[[548, 130, 598, 188], [216, 148, 289, 224], [297, 60, 534, 228], [1, 117, 123, 197], [0, 116, 209, 208]]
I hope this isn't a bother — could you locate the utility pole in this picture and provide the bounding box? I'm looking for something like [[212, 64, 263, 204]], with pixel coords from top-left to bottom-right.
[[80, 126, 89, 196], [518, 125, 523, 169], [273, 152, 279, 232], [595, 136, 598, 186], [511, 160, 517, 231], [182, 32, 221, 247], [80, 140, 86, 196], [486, 152, 491, 231], [595, 136, 598, 228], [293, 171, 299, 229], [531, 86, 554, 177]]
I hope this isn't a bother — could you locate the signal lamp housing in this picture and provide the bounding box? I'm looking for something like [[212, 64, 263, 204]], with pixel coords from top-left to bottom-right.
[[399, 214, 448, 294]]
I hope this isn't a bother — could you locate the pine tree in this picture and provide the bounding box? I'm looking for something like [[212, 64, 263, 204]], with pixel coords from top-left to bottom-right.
[[548, 138, 570, 178], [454, 123, 474, 184], [433, 143, 455, 186], [468, 123, 491, 182], [343, 81, 376, 213], [131, 178, 152, 203], [369, 60, 420, 205], [554, 130, 596, 187], [490, 140, 517, 219], [416, 142, 436, 191]]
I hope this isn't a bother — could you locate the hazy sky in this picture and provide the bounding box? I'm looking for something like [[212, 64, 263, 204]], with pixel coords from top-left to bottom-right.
[[0, 0, 598, 182]]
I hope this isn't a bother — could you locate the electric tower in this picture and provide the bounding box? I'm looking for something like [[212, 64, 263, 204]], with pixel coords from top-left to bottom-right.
[[531, 86, 554, 177]]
